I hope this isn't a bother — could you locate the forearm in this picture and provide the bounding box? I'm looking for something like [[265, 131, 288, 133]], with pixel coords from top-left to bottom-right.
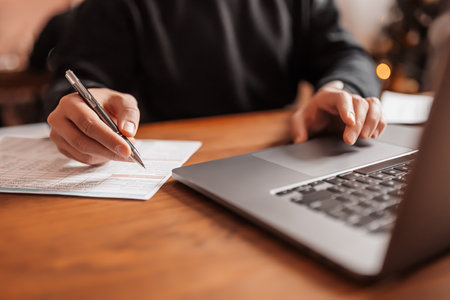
[[296, 0, 380, 98]]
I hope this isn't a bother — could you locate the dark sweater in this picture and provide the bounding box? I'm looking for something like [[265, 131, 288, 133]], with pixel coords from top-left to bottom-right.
[[45, 0, 380, 123]]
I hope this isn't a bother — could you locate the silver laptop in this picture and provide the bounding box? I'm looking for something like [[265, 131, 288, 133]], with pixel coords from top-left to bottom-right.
[[173, 18, 450, 280]]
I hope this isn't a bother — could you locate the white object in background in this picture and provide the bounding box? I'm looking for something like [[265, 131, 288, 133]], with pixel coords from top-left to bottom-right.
[[381, 91, 434, 124], [0, 122, 50, 138]]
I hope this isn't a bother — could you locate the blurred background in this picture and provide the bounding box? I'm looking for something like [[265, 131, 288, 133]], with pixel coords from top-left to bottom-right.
[[0, 0, 447, 126]]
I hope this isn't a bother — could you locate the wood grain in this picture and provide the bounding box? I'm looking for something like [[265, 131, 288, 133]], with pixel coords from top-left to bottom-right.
[[0, 110, 449, 300]]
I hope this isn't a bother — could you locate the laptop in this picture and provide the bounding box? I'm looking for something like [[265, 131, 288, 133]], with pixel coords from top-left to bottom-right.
[[172, 18, 450, 280]]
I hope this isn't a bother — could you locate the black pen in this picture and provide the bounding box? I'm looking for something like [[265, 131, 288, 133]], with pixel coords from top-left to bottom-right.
[[65, 69, 146, 168]]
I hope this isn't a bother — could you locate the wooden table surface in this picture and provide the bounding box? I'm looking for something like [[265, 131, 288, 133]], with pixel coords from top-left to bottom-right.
[[0, 110, 449, 300]]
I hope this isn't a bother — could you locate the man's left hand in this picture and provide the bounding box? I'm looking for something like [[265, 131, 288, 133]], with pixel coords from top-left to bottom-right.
[[291, 81, 386, 145]]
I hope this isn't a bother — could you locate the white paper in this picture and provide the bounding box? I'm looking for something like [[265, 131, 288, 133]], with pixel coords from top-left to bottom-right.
[[0, 136, 201, 200], [0, 122, 50, 138], [381, 91, 434, 124]]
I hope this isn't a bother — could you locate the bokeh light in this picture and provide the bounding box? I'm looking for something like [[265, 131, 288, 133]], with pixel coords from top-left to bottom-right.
[[376, 63, 392, 80]]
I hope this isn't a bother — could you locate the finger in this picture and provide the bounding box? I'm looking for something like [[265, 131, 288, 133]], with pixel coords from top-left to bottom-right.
[[69, 98, 132, 158], [360, 97, 382, 139], [372, 117, 387, 138], [50, 120, 131, 164], [102, 92, 140, 137], [291, 110, 309, 143], [50, 130, 111, 165], [319, 89, 356, 126], [343, 95, 369, 145]]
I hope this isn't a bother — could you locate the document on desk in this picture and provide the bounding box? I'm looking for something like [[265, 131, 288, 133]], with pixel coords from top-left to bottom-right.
[[0, 136, 201, 200]]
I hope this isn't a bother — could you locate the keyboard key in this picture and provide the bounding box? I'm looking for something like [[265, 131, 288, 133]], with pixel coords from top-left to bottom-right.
[[353, 215, 377, 227], [327, 186, 349, 194], [370, 172, 391, 180], [310, 198, 342, 212], [393, 175, 407, 183], [362, 199, 384, 210], [336, 194, 359, 205], [309, 181, 324, 186], [346, 202, 373, 215], [373, 194, 400, 203], [370, 222, 395, 233], [338, 172, 362, 181], [369, 209, 393, 221], [299, 187, 316, 194], [382, 169, 404, 176], [380, 180, 399, 187], [327, 207, 354, 220], [351, 190, 374, 199], [368, 215, 396, 233], [310, 182, 334, 191], [324, 177, 343, 185], [342, 181, 366, 189], [292, 190, 334, 205], [356, 177, 379, 185], [290, 194, 303, 202], [366, 185, 387, 193], [394, 165, 410, 173], [388, 189, 405, 198], [276, 189, 293, 196]]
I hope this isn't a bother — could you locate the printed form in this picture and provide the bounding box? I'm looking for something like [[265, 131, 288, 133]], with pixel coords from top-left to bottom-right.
[[0, 136, 201, 200]]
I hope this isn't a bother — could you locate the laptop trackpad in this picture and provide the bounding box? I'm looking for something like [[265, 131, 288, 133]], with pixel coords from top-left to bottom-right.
[[252, 137, 415, 177]]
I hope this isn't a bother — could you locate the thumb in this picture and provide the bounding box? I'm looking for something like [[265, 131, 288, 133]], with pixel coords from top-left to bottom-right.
[[291, 111, 309, 144], [113, 95, 140, 137]]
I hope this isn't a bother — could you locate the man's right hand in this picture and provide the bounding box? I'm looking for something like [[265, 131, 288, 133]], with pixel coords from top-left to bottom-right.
[[47, 88, 141, 165]]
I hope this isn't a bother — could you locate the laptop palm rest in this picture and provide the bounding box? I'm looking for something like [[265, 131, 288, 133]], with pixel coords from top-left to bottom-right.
[[253, 126, 421, 178]]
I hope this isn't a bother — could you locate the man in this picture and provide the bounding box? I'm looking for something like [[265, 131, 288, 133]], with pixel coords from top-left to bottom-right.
[[45, 0, 385, 165]]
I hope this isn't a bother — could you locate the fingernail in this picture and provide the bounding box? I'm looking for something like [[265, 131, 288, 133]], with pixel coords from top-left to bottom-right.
[[372, 129, 379, 138], [347, 131, 357, 145], [347, 112, 355, 125], [123, 121, 135, 135], [361, 127, 370, 139]]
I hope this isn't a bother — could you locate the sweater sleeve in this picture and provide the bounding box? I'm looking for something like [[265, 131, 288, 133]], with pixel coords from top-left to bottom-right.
[[292, 0, 380, 98], [43, 0, 138, 119]]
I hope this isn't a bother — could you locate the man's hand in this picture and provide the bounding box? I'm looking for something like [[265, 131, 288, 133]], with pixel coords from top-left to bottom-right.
[[291, 81, 386, 145], [47, 88, 140, 165]]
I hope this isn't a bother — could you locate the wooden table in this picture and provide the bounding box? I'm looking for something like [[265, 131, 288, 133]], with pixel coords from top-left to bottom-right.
[[1, 110, 449, 299]]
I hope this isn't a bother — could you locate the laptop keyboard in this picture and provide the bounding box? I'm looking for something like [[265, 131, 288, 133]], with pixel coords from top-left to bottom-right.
[[275, 155, 415, 234]]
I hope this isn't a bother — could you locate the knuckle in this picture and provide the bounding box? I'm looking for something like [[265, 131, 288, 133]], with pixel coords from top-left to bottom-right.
[[368, 97, 381, 105], [47, 111, 55, 125], [361, 100, 370, 111], [71, 136, 88, 153], [337, 91, 349, 102], [60, 93, 77, 105], [79, 154, 96, 165], [356, 120, 365, 128], [109, 93, 122, 103], [123, 106, 140, 117], [78, 117, 96, 135], [124, 93, 138, 105]]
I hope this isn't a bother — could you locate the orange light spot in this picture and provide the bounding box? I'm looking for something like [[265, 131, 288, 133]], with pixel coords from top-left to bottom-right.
[[376, 63, 391, 80]]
